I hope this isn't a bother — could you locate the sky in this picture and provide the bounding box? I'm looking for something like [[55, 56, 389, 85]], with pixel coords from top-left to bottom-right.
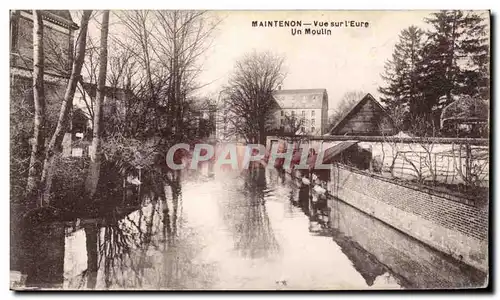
[[196, 10, 436, 113], [78, 10, 490, 114]]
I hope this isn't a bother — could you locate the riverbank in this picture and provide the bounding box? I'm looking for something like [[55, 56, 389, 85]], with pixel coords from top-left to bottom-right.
[[281, 164, 488, 288]]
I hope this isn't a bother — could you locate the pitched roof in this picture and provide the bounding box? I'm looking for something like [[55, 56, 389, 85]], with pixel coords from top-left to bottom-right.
[[23, 10, 79, 30], [440, 96, 489, 125], [46, 10, 73, 21], [273, 88, 327, 109], [46, 10, 79, 30], [322, 140, 359, 164], [329, 93, 394, 134]]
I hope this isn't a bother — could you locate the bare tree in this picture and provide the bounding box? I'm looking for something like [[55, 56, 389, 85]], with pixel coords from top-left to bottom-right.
[[39, 10, 93, 206], [222, 51, 286, 144], [63, 11, 217, 184], [377, 112, 437, 183], [78, 37, 141, 136], [77, 36, 100, 125], [451, 142, 489, 188], [105, 11, 219, 144], [85, 10, 110, 199], [26, 10, 46, 207], [282, 114, 307, 135]]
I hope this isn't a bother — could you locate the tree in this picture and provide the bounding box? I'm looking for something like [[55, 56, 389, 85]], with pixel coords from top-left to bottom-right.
[[38, 10, 93, 206], [281, 113, 307, 135], [379, 11, 489, 135], [328, 90, 365, 130], [78, 36, 140, 137], [78, 11, 220, 215], [222, 51, 286, 144], [26, 10, 46, 208], [378, 26, 425, 128], [77, 36, 100, 126], [85, 10, 110, 199], [420, 10, 489, 113], [113, 10, 220, 144]]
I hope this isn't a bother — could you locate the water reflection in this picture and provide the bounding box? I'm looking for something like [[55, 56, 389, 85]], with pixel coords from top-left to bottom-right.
[[273, 172, 398, 288], [17, 168, 472, 290], [223, 168, 280, 259], [17, 168, 402, 290], [23, 224, 65, 289], [329, 197, 487, 289], [331, 229, 392, 287]]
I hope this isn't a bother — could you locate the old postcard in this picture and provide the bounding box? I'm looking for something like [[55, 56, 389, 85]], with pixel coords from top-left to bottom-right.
[[9, 10, 490, 290]]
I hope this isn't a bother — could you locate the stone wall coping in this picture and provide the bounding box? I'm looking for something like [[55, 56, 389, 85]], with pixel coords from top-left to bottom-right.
[[266, 135, 489, 146], [335, 164, 481, 207]]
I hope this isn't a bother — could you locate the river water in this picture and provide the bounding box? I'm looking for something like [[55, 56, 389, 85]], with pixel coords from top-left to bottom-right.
[[11, 168, 435, 290]]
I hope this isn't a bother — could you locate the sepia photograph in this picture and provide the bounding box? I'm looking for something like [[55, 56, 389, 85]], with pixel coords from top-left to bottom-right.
[[8, 9, 490, 291]]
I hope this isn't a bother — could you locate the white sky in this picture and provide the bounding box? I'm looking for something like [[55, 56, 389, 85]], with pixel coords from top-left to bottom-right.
[[197, 11, 436, 112], [78, 10, 489, 113]]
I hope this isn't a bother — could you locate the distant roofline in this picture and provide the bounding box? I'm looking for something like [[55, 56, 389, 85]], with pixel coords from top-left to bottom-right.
[[81, 82, 133, 100], [21, 10, 79, 30], [273, 88, 327, 109], [273, 88, 327, 94]]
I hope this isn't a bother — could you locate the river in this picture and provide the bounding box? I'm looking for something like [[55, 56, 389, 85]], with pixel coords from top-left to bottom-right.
[[11, 168, 420, 290]]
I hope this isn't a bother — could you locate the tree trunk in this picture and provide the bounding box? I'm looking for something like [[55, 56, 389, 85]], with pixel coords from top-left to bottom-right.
[[26, 11, 46, 208], [39, 10, 92, 206], [446, 11, 458, 106], [259, 115, 266, 145], [85, 10, 110, 200]]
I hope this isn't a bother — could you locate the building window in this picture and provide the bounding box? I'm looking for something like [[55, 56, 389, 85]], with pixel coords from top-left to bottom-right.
[[302, 110, 305, 117], [280, 110, 284, 116], [311, 126, 315, 132], [311, 118, 315, 125], [311, 110, 315, 117]]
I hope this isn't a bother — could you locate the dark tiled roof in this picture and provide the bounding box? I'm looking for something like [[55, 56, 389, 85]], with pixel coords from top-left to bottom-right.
[[23, 10, 79, 30], [273, 88, 327, 109], [46, 10, 73, 21], [45, 10, 79, 30]]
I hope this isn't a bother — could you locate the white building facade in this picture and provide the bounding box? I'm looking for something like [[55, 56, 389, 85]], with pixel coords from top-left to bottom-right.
[[272, 88, 329, 135]]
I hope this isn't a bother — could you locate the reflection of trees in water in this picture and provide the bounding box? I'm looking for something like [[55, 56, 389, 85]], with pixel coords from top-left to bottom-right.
[[226, 169, 280, 259], [78, 217, 144, 289], [71, 170, 215, 290], [296, 186, 311, 217], [22, 224, 65, 288], [85, 226, 98, 289], [161, 170, 182, 245]]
